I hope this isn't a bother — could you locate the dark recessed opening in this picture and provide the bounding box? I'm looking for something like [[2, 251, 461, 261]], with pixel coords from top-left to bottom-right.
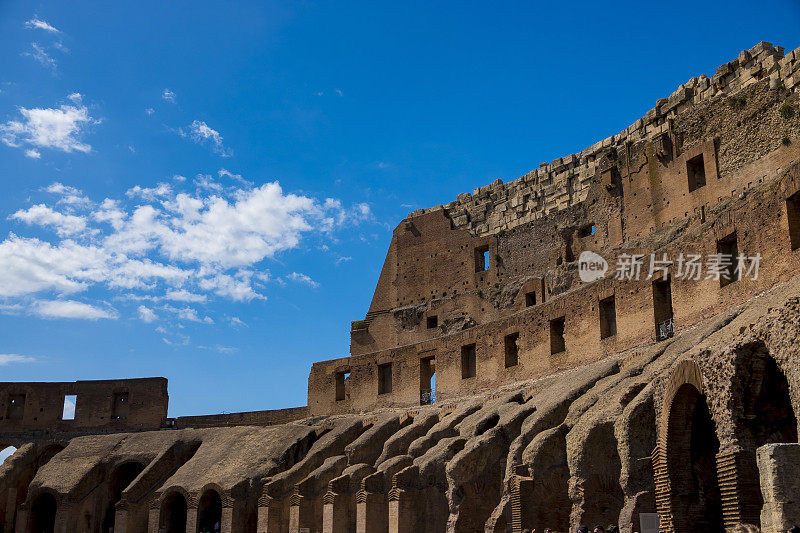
[[717, 232, 739, 287], [786, 191, 800, 251], [335, 371, 350, 401], [578, 223, 596, 238], [504, 332, 519, 368], [653, 277, 674, 340], [426, 315, 438, 329], [378, 363, 392, 395], [599, 295, 617, 339], [474, 246, 490, 272], [461, 344, 477, 379], [550, 317, 566, 355], [687, 154, 706, 192], [525, 291, 536, 307]]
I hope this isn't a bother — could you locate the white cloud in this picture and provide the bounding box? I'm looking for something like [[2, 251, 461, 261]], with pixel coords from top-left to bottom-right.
[[288, 272, 320, 288], [32, 299, 117, 320], [165, 289, 206, 303], [68, 93, 82, 103], [0, 101, 96, 155], [11, 204, 88, 236], [25, 149, 41, 159], [183, 120, 231, 156], [218, 168, 251, 186], [336, 256, 352, 265], [0, 174, 373, 319], [138, 305, 157, 323], [45, 182, 91, 208], [229, 316, 247, 327], [145, 108, 154, 116], [0, 354, 36, 365], [162, 89, 176, 103], [25, 18, 60, 33]]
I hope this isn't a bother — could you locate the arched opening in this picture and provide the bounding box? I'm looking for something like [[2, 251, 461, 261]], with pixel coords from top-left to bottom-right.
[[160, 492, 187, 533], [196, 489, 222, 533], [667, 383, 723, 533], [102, 461, 146, 533], [29, 492, 57, 533], [734, 343, 798, 525], [0, 446, 17, 465], [581, 423, 624, 526]]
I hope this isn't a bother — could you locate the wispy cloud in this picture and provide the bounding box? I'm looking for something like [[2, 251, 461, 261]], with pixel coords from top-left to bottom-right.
[[0, 354, 36, 365], [182, 120, 231, 157], [162, 89, 176, 103], [23, 42, 57, 71], [32, 300, 117, 320], [287, 272, 320, 288], [25, 18, 60, 33]]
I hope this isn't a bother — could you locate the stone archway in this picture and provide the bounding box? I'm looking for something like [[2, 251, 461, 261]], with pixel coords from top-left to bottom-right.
[[665, 383, 723, 532], [160, 491, 188, 533], [29, 492, 57, 533], [101, 461, 146, 533], [196, 488, 222, 533]]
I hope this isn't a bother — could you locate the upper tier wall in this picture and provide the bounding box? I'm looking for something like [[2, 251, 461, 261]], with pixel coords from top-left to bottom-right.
[[409, 41, 800, 236]]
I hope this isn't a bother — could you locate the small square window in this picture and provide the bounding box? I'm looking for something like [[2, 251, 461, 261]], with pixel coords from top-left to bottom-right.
[[378, 364, 392, 395], [426, 316, 438, 329], [687, 154, 706, 192], [461, 344, 476, 379]]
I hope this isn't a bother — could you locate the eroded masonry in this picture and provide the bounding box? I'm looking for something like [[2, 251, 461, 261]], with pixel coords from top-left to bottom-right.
[[1, 41, 800, 533]]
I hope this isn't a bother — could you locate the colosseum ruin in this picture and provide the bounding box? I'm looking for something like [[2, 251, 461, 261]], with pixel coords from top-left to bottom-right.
[[0, 41, 799, 533]]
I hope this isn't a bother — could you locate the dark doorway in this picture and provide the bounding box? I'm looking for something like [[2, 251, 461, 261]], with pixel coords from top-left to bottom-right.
[[667, 384, 723, 533], [160, 492, 187, 533], [653, 277, 674, 340], [197, 489, 222, 533], [102, 461, 146, 533], [30, 492, 57, 533], [420, 357, 436, 405]]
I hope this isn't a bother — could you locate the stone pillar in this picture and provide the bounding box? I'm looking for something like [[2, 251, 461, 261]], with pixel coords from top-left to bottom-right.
[[322, 491, 349, 533], [757, 443, 800, 533], [257, 494, 285, 533], [4, 487, 17, 533], [509, 474, 533, 533], [147, 506, 161, 533], [14, 507, 28, 533], [387, 489, 417, 533], [186, 505, 199, 533], [356, 490, 387, 533], [289, 491, 315, 533], [716, 449, 762, 528], [221, 505, 235, 533]]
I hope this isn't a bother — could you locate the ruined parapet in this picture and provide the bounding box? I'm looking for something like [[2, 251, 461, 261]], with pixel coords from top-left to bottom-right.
[[407, 42, 800, 237]]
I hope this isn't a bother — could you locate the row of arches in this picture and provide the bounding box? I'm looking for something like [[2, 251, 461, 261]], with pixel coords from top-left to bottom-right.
[[29, 485, 223, 533]]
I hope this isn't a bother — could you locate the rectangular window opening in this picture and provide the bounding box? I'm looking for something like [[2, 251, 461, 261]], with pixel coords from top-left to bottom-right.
[[420, 357, 436, 405], [786, 191, 800, 251], [474, 246, 490, 272], [717, 232, 739, 287], [7, 394, 25, 421], [335, 371, 350, 401], [426, 315, 438, 329], [504, 332, 520, 368], [550, 317, 566, 355], [599, 295, 617, 339], [687, 154, 706, 192], [378, 364, 392, 395], [653, 277, 674, 341], [525, 291, 536, 307], [461, 344, 477, 379], [62, 394, 77, 421], [578, 224, 596, 238], [111, 392, 129, 421]]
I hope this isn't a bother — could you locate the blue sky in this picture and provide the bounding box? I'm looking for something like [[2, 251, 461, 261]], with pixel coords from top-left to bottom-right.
[[0, 1, 797, 417]]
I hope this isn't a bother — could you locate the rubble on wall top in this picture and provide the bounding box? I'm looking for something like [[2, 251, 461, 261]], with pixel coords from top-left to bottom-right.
[[406, 41, 800, 236]]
